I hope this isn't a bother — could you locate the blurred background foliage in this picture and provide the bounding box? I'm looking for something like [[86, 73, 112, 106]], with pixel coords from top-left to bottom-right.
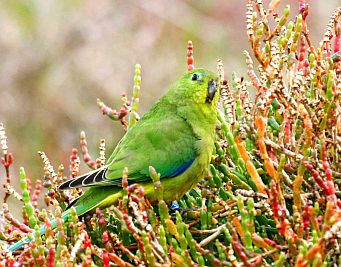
[[0, 0, 339, 210]]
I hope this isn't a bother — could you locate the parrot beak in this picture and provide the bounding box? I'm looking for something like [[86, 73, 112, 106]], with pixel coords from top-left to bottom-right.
[[206, 80, 217, 103]]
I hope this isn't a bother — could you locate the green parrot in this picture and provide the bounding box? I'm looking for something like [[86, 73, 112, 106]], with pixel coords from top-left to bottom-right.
[[9, 68, 219, 251]]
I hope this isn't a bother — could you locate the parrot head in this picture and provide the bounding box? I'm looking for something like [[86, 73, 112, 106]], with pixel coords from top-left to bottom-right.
[[166, 68, 219, 107]]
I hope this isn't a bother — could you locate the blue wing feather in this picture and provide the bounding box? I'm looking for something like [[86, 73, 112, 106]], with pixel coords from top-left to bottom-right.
[[166, 158, 194, 177]]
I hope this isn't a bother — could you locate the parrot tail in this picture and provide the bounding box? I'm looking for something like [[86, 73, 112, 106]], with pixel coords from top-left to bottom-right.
[[8, 210, 70, 252], [8, 186, 122, 252]]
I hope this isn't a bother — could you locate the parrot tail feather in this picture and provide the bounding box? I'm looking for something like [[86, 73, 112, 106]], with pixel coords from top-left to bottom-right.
[[58, 166, 108, 190], [8, 210, 71, 252]]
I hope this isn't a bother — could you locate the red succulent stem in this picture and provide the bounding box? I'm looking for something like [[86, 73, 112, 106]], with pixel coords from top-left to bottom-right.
[[187, 40, 194, 71]]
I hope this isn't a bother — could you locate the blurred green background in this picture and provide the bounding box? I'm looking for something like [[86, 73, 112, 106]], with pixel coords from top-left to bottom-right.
[[0, 0, 339, 203]]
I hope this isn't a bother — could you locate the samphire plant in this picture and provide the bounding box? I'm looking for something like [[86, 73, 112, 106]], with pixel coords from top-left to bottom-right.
[[1, 0, 341, 266]]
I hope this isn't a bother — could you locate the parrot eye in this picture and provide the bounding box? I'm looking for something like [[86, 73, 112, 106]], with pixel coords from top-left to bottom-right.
[[191, 73, 199, 81]]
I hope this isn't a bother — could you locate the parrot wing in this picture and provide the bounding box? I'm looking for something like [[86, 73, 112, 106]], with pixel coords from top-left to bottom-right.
[[59, 107, 197, 189]]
